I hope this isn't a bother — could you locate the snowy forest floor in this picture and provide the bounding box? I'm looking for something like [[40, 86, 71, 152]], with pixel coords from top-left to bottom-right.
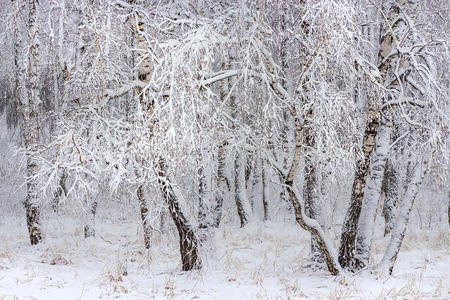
[[0, 208, 449, 300]]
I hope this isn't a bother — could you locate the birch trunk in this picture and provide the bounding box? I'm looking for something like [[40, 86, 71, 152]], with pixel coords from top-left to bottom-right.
[[261, 157, 269, 221], [157, 158, 200, 271], [376, 158, 427, 275], [84, 197, 98, 238], [339, 0, 405, 271], [137, 185, 151, 248], [303, 111, 324, 264], [130, 4, 153, 248], [23, 0, 42, 245], [234, 150, 251, 227], [339, 108, 379, 270], [285, 106, 341, 276], [52, 168, 68, 212], [213, 144, 227, 228], [197, 166, 209, 241], [382, 160, 400, 236], [197, 164, 217, 266], [354, 117, 392, 268]]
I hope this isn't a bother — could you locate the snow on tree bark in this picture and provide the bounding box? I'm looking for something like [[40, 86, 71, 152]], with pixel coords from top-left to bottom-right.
[[234, 150, 252, 227], [52, 168, 68, 212], [285, 105, 341, 276], [339, 0, 407, 271], [382, 159, 400, 236], [355, 116, 392, 268], [137, 185, 151, 248], [22, 0, 43, 245], [213, 144, 227, 228], [84, 196, 99, 238], [376, 156, 428, 275], [339, 107, 380, 271], [303, 109, 325, 264], [261, 157, 270, 222], [130, 4, 153, 249], [157, 158, 200, 271]]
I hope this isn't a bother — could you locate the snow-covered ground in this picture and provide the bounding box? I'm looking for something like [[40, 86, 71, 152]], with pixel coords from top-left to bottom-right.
[[1, 211, 448, 299]]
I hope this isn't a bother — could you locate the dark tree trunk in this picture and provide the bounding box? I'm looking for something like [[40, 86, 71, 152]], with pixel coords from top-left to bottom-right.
[[158, 158, 200, 271]]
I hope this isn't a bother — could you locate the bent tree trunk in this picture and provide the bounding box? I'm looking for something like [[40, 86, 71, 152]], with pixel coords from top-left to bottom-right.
[[355, 117, 392, 268], [158, 158, 200, 271], [286, 106, 341, 276], [376, 158, 427, 275]]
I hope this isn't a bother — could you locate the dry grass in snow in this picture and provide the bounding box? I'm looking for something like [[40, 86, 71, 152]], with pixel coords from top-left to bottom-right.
[[0, 212, 449, 299]]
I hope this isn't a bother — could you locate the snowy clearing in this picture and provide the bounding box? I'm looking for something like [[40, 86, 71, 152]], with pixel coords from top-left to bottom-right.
[[1, 212, 448, 299]]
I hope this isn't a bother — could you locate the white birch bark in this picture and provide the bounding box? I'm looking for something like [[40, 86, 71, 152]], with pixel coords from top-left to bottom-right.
[[376, 156, 428, 275], [234, 150, 252, 227], [197, 163, 217, 268], [355, 116, 392, 267], [22, 0, 43, 245], [261, 157, 270, 221]]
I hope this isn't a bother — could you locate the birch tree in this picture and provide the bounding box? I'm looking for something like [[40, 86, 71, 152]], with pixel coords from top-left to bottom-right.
[[21, 0, 43, 245]]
